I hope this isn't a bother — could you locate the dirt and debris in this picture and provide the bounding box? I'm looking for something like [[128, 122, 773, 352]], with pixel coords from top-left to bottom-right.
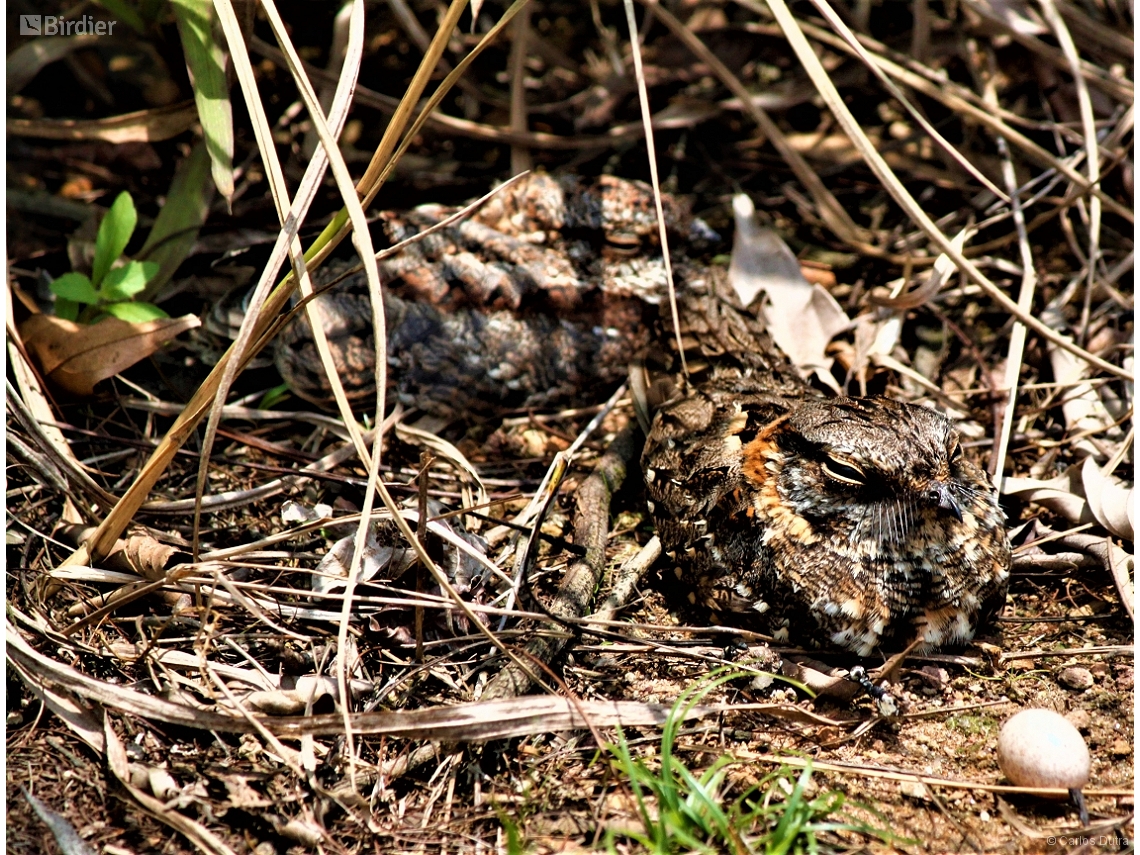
[[6, 0, 1133, 852]]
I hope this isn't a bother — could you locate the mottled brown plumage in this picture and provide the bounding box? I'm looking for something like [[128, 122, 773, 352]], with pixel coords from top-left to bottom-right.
[[642, 275, 1011, 655], [221, 173, 1011, 654], [267, 174, 712, 415]]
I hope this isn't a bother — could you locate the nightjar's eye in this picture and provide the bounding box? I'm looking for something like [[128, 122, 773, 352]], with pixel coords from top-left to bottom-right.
[[821, 456, 866, 485]]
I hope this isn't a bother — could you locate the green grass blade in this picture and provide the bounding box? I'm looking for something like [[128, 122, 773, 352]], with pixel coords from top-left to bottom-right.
[[765, 765, 814, 855], [138, 140, 214, 300], [607, 726, 657, 837], [92, 0, 147, 33], [171, 0, 234, 204]]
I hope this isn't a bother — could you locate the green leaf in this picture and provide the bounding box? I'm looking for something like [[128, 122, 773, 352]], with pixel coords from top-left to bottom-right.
[[93, 192, 138, 288], [101, 260, 159, 301], [104, 301, 170, 322], [91, 0, 147, 34], [257, 383, 294, 410], [54, 297, 80, 321], [137, 0, 167, 25], [170, 0, 234, 204], [137, 141, 215, 300], [50, 272, 99, 304]]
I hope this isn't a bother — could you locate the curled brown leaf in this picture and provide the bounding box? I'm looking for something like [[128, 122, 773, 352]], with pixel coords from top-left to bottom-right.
[[19, 313, 199, 396]]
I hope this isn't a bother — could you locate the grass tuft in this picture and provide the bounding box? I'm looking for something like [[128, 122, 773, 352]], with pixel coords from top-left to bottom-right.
[[597, 671, 907, 854]]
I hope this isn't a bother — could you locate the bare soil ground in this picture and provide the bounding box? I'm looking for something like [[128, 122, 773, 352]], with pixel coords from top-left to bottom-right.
[[7, 0, 1133, 852]]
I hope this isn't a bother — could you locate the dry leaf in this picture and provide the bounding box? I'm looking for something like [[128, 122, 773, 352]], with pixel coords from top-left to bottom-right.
[[102, 717, 239, 855], [242, 675, 370, 716], [728, 194, 848, 380], [1003, 467, 1092, 526], [219, 774, 276, 810], [143, 765, 181, 801], [274, 819, 325, 847], [1080, 457, 1135, 541], [121, 534, 189, 581], [1041, 306, 1116, 459], [281, 500, 332, 524], [7, 284, 88, 529], [312, 503, 491, 600], [19, 312, 199, 396], [781, 657, 860, 702], [1003, 459, 1134, 541], [1013, 523, 1134, 620], [58, 524, 190, 581], [312, 523, 412, 597]]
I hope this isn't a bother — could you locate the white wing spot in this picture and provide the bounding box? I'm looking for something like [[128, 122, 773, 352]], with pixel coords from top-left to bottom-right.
[[840, 599, 865, 619]]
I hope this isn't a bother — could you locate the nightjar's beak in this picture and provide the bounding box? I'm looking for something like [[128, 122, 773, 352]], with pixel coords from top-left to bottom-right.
[[931, 482, 963, 520]]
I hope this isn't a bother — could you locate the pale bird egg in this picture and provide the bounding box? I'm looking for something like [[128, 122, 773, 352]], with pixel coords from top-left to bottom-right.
[[997, 709, 1090, 794]]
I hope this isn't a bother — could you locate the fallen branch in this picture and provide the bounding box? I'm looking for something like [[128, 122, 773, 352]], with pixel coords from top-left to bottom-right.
[[482, 424, 642, 700]]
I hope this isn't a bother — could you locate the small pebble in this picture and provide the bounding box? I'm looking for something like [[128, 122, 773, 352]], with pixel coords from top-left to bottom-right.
[[1110, 739, 1131, 757], [997, 709, 1091, 795], [1115, 666, 1134, 691], [519, 429, 549, 458], [1065, 709, 1092, 732], [900, 781, 930, 800], [1058, 666, 1095, 691], [914, 666, 950, 689]]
